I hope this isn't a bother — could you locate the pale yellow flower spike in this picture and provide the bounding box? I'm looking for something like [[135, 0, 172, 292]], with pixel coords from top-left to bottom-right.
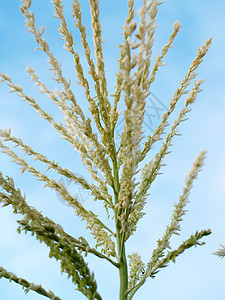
[[110, 0, 135, 132], [89, 0, 112, 133], [26, 65, 83, 138], [149, 20, 182, 85], [129, 80, 205, 236], [147, 150, 207, 271], [140, 38, 212, 164]]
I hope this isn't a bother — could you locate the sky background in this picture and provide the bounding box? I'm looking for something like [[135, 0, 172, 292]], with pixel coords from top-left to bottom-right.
[[0, 0, 225, 299]]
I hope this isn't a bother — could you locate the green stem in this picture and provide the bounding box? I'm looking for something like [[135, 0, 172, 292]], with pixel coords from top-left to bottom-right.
[[118, 242, 128, 300], [112, 155, 128, 300], [115, 215, 128, 300]]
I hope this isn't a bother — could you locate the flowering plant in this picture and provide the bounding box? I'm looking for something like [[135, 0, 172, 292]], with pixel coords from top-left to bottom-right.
[[0, 0, 212, 299]]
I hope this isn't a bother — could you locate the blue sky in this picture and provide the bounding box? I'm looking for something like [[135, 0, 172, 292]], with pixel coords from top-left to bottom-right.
[[0, 0, 225, 299]]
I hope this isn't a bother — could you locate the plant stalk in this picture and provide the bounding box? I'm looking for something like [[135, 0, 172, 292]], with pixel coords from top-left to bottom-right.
[[112, 153, 128, 300], [118, 242, 128, 300]]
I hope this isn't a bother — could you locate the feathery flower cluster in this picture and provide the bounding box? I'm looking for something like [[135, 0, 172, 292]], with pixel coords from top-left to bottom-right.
[[0, 0, 212, 299]]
